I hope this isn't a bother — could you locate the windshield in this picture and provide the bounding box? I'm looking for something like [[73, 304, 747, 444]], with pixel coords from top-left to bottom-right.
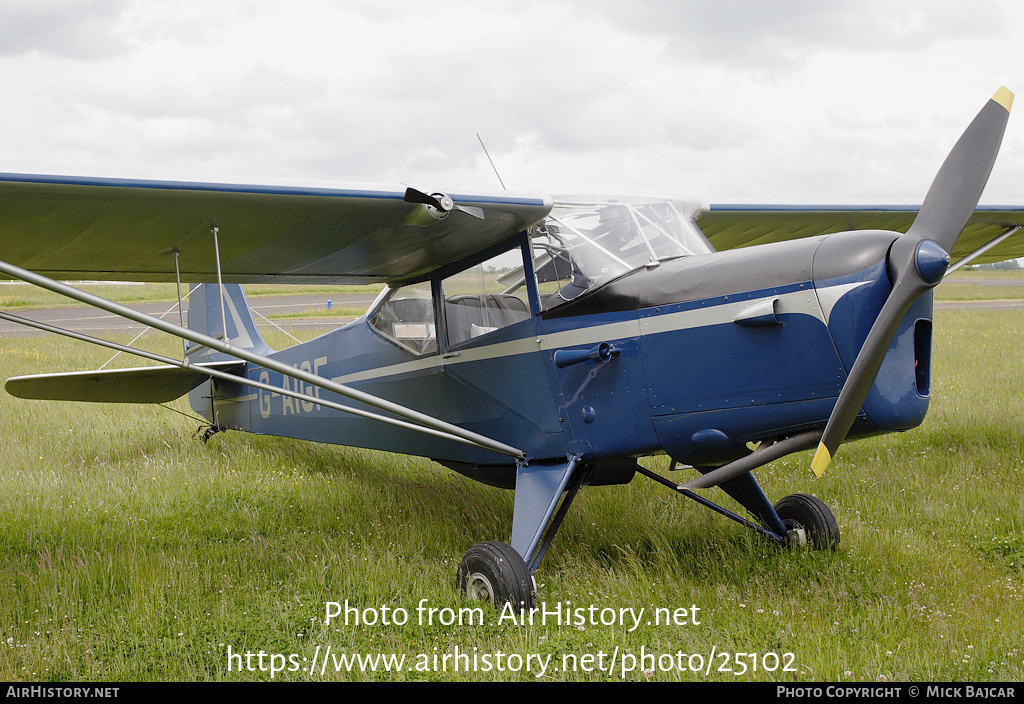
[[529, 195, 711, 307]]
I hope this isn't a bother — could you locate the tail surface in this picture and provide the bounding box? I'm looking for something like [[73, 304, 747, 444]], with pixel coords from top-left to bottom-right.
[[186, 283, 272, 360]]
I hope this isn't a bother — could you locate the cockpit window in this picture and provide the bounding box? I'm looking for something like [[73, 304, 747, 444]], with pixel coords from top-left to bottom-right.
[[530, 196, 711, 308], [442, 247, 531, 347], [369, 282, 437, 356]]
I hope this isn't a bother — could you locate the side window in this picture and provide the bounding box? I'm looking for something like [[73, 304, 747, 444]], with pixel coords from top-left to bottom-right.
[[442, 248, 531, 347], [369, 282, 437, 356]]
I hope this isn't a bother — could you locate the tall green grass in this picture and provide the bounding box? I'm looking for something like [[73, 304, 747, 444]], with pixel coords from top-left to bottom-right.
[[0, 311, 1022, 681]]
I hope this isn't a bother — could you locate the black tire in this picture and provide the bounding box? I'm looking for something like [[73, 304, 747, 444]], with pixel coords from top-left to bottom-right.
[[457, 541, 535, 610], [773, 493, 840, 551]]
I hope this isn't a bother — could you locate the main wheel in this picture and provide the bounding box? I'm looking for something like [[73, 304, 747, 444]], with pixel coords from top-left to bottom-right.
[[773, 493, 840, 551], [457, 541, 535, 610]]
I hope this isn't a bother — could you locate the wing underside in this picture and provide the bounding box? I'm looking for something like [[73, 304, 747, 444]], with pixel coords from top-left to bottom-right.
[[698, 206, 1024, 264], [0, 174, 552, 284], [2, 172, 1019, 283]]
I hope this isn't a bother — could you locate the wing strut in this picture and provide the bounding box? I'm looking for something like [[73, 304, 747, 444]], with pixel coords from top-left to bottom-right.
[[211, 227, 229, 343], [0, 258, 526, 460], [174, 250, 186, 338], [945, 225, 1023, 275]]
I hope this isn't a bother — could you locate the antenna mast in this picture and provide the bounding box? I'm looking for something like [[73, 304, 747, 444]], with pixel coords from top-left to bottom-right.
[[476, 133, 507, 190]]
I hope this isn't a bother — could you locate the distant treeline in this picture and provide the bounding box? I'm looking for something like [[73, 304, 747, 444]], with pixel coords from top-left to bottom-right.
[[964, 260, 1022, 270]]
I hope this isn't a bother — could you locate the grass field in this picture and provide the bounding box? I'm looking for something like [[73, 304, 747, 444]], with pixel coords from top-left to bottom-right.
[[0, 305, 1022, 682]]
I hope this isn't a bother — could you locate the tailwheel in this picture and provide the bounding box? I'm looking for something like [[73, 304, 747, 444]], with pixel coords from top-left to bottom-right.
[[774, 493, 840, 551], [457, 541, 535, 610]]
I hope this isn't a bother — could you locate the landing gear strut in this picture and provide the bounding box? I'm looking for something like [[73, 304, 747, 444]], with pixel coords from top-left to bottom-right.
[[637, 461, 841, 551]]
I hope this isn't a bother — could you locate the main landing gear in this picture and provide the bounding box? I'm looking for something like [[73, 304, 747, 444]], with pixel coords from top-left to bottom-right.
[[457, 455, 584, 610], [455, 455, 841, 610]]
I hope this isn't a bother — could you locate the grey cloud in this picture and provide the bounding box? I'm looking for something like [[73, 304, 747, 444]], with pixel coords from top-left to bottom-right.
[[0, 1, 131, 58], [581, 0, 1010, 68]]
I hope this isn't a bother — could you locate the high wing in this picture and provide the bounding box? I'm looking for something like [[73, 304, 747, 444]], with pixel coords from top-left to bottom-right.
[[0, 173, 552, 284], [698, 205, 1024, 264], [4, 171, 1019, 284]]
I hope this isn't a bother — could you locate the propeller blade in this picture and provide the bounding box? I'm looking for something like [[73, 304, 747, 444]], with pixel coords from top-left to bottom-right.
[[403, 187, 446, 211], [456, 205, 485, 219], [907, 86, 1013, 252], [811, 87, 1013, 477]]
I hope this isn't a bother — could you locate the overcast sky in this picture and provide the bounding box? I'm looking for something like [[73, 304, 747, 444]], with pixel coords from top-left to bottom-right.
[[0, 0, 1021, 207]]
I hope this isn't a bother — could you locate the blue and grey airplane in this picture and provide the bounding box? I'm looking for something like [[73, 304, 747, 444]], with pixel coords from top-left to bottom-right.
[[1, 88, 1021, 607]]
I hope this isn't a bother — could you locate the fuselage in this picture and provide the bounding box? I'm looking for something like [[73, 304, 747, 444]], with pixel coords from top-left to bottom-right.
[[193, 227, 932, 488]]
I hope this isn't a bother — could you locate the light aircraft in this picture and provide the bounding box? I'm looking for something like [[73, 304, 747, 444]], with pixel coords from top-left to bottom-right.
[[1, 88, 1022, 609]]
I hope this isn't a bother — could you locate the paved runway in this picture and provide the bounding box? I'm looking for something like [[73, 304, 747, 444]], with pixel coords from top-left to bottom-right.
[[934, 299, 1024, 310], [936, 275, 1024, 309], [943, 277, 1024, 287]]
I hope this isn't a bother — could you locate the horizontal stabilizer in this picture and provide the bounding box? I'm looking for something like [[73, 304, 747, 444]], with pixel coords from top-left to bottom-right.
[[5, 360, 245, 403]]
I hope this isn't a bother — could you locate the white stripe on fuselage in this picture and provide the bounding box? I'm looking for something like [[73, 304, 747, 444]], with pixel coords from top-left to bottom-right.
[[328, 318, 642, 385], [815, 281, 871, 323], [322, 283, 855, 387]]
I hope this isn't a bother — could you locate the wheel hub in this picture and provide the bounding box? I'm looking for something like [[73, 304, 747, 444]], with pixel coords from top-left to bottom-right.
[[465, 571, 496, 604], [786, 526, 808, 548]]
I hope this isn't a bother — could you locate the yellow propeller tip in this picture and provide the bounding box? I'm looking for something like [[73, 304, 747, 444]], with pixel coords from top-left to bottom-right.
[[992, 86, 1014, 112], [811, 443, 832, 478]]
